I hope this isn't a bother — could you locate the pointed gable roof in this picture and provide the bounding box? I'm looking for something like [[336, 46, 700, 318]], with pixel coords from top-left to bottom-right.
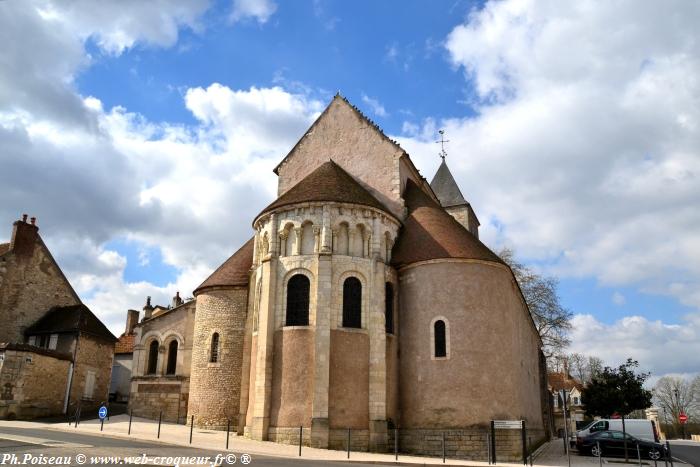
[[258, 160, 392, 218], [194, 237, 255, 295], [25, 304, 117, 342], [430, 160, 468, 207], [391, 180, 503, 268]]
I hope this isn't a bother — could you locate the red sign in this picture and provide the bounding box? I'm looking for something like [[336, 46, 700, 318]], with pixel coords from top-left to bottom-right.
[[612, 413, 621, 419], [679, 413, 688, 424]]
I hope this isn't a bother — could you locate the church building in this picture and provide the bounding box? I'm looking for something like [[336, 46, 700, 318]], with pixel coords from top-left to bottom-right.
[[127, 95, 549, 460]]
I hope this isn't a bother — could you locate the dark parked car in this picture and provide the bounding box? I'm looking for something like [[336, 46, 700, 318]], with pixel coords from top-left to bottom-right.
[[576, 430, 666, 460]]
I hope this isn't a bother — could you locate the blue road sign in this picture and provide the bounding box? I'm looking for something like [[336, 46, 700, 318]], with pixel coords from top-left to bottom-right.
[[98, 406, 108, 420]]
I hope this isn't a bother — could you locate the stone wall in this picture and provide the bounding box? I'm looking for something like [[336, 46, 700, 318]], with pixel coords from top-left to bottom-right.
[[0, 346, 71, 419], [398, 260, 545, 431], [274, 96, 410, 219], [128, 378, 189, 423], [188, 288, 247, 430], [269, 328, 314, 427], [0, 220, 80, 343], [69, 335, 115, 413]]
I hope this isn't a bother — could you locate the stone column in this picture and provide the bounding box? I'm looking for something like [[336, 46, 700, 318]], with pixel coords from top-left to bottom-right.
[[321, 205, 332, 253], [249, 257, 278, 440], [313, 226, 321, 253], [293, 227, 302, 256], [368, 259, 388, 451], [279, 231, 288, 257], [371, 216, 381, 259], [310, 254, 332, 448]]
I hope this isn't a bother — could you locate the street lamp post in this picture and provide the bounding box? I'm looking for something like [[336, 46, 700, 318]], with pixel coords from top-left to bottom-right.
[[673, 389, 685, 440]]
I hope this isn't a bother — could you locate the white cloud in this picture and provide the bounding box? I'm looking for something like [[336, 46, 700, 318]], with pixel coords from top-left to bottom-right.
[[230, 0, 277, 24], [569, 313, 700, 378], [612, 292, 626, 306], [397, 0, 700, 314], [0, 1, 320, 337], [361, 94, 388, 118]]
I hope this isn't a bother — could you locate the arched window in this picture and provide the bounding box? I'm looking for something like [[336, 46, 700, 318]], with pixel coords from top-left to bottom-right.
[[286, 274, 310, 326], [434, 320, 447, 358], [166, 340, 178, 375], [385, 282, 394, 334], [342, 277, 362, 328], [147, 340, 159, 374], [210, 333, 220, 363]]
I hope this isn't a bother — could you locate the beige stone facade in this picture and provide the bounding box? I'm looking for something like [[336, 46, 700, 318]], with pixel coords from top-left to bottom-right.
[[127, 95, 550, 461], [129, 298, 195, 423]]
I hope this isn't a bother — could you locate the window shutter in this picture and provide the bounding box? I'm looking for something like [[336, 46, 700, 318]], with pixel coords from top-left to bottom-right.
[[84, 371, 96, 399], [48, 334, 58, 350]]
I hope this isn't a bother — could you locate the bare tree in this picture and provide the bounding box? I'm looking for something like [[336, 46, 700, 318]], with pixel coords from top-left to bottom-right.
[[653, 376, 699, 424], [498, 248, 573, 358]]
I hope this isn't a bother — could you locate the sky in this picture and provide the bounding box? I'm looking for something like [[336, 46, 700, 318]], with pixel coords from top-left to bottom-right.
[[1, 0, 699, 381]]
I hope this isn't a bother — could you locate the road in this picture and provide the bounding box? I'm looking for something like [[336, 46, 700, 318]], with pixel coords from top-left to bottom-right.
[[0, 426, 378, 467], [670, 442, 700, 467]]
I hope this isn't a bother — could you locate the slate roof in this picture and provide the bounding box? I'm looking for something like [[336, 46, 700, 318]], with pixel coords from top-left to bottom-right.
[[391, 180, 504, 268], [259, 160, 390, 218], [430, 160, 468, 207], [115, 333, 135, 354], [194, 237, 255, 295], [25, 304, 117, 342]]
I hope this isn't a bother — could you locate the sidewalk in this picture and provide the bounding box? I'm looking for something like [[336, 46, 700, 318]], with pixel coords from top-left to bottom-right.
[[0, 416, 689, 467]]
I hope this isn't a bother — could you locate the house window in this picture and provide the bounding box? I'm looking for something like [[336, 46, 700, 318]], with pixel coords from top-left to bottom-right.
[[434, 320, 447, 358], [342, 277, 362, 328], [48, 334, 58, 350], [210, 333, 220, 363], [147, 340, 159, 374], [552, 395, 559, 408], [286, 274, 310, 326], [166, 340, 178, 375], [83, 371, 96, 400], [385, 282, 394, 334], [573, 396, 580, 406], [28, 336, 36, 346]]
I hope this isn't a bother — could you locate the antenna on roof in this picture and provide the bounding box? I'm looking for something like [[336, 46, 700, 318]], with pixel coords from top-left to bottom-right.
[[436, 129, 449, 161]]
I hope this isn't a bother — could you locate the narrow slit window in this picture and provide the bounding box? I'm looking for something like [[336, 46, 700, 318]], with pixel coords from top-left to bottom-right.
[[434, 320, 447, 358], [210, 333, 220, 363], [166, 340, 178, 375], [385, 282, 394, 334]]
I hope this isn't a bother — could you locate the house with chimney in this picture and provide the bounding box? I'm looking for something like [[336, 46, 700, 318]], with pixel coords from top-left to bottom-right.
[[0, 215, 116, 419]]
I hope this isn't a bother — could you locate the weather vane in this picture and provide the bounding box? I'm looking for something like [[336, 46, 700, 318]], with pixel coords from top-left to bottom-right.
[[436, 129, 449, 161]]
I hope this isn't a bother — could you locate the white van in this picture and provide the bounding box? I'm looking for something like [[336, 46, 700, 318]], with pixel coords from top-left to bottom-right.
[[577, 419, 659, 443]]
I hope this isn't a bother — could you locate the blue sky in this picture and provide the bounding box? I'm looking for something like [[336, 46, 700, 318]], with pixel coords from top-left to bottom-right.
[[1, 0, 699, 377]]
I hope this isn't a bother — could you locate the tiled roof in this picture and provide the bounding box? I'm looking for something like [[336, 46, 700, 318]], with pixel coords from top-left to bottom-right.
[[25, 304, 117, 343], [430, 160, 468, 207], [548, 372, 584, 391], [259, 160, 390, 218], [194, 237, 255, 295], [115, 333, 135, 354], [391, 180, 504, 268]]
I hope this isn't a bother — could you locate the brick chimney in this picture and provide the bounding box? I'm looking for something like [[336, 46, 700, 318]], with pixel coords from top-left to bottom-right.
[[10, 214, 39, 257], [142, 296, 154, 321], [125, 309, 139, 334], [172, 291, 183, 308]]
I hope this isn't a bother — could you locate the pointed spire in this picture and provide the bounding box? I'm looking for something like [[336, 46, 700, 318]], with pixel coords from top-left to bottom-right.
[[430, 159, 468, 208]]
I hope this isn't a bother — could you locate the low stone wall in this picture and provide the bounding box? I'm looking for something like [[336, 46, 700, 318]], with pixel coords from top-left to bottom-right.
[[128, 378, 189, 423], [0, 346, 71, 420], [388, 427, 547, 462], [329, 428, 369, 451]]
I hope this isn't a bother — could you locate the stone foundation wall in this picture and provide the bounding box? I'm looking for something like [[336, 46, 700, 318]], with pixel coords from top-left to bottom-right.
[[329, 428, 369, 451], [388, 428, 546, 462], [267, 426, 311, 446]]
